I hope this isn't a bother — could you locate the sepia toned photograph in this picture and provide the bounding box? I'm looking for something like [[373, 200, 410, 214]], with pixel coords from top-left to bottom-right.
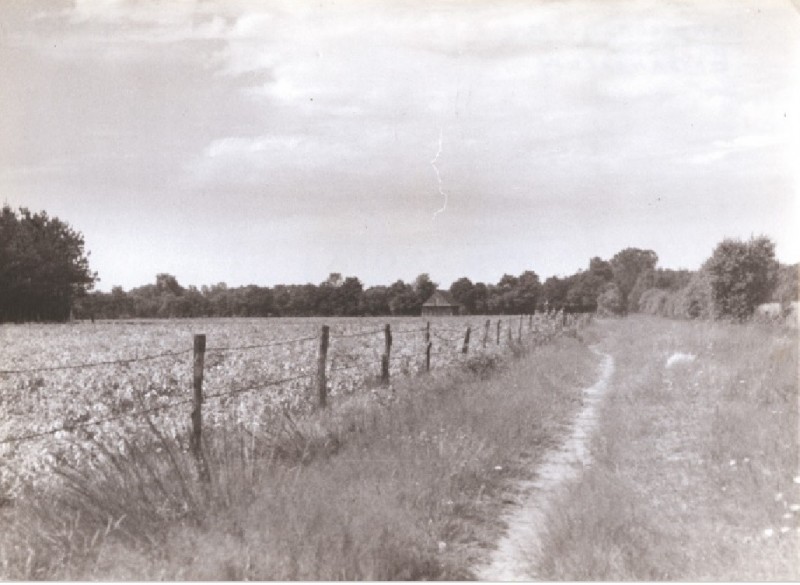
[[1, 0, 798, 580]]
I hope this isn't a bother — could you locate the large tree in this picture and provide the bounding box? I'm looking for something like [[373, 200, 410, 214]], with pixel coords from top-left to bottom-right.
[[0, 206, 97, 322], [449, 277, 476, 314], [610, 247, 658, 313], [413, 273, 438, 306], [705, 236, 779, 320]]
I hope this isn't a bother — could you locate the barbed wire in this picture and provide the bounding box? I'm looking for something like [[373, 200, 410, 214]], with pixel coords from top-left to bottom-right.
[[0, 397, 195, 446], [0, 372, 316, 446], [202, 372, 314, 401], [0, 348, 193, 376], [432, 331, 461, 344], [391, 327, 427, 335], [431, 326, 471, 334], [1, 317, 582, 447], [206, 335, 318, 353], [329, 362, 371, 374], [330, 328, 385, 339]]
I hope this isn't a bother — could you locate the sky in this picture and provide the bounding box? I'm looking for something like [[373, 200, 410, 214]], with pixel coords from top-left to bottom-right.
[[1, 0, 799, 292]]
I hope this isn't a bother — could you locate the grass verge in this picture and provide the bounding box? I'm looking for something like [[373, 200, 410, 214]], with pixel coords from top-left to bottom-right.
[[533, 316, 799, 580], [0, 332, 598, 580]]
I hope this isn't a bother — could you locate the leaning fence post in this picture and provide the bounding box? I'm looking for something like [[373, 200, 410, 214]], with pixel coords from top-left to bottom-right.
[[507, 320, 513, 344], [462, 326, 471, 354], [483, 319, 490, 348], [425, 321, 430, 345], [496, 319, 501, 345], [317, 325, 329, 408], [381, 324, 392, 385], [191, 334, 209, 482]]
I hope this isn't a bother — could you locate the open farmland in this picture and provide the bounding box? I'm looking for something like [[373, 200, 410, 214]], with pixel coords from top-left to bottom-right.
[[0, 313, 567, 502], [1, 315, 797, 580]]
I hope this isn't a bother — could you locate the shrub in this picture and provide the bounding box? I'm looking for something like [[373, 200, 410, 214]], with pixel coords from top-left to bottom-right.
[[705, 236, 779, 321]]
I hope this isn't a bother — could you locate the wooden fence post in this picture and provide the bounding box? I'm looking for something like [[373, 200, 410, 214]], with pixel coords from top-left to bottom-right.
[[529, 313, 533, 330], [507, 320, 513, 344], [191, 334, 209, 482], [496, 319, 501, 345], [518, 315, 523, 342], [317, 325, 329, 408], [424, 321, 432, 373], [483, 319, 490, 348], [381, 324, 392, 385], [426, 341, 432, 372], [462, 326, 471, 354]]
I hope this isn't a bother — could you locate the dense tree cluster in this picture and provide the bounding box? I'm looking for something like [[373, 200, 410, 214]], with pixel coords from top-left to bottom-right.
[[3, 206, 794, 323], [74, 271, 542, 319], [636, 236, 794, 322], [0, 206, 96, 322]]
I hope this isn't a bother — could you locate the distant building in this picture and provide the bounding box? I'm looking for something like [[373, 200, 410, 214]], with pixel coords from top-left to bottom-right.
[[421, 290, 462, 316]]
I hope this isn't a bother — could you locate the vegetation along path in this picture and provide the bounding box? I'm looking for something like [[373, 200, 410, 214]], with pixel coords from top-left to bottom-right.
[[479, 316, 798, 581], [474, 348, 614, 580]]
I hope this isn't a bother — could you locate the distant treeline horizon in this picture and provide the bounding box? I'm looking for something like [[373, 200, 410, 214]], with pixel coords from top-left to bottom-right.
[[1, 205, 796, 323], [73, 246, 798, 322]]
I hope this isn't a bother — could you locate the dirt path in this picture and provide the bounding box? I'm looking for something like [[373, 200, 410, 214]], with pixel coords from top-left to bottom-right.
[[473, 348, 614, 581]]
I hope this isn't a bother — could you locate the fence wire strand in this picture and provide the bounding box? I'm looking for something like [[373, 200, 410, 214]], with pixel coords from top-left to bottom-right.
[[2, 316, 574, 448], [330, 328, 385, 339], [0, 348, 193, 376], [206, 335, 317, 353], [0, 397, 195, 446], [202, 372, 315, 401], [0, 372, 316, 446]]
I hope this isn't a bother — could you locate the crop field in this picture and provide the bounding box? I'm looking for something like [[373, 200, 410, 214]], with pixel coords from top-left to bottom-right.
[[0, 313, 568, 503]]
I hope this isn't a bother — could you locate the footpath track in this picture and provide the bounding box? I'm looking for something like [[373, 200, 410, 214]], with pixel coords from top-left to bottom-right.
[[474, 347, 615, 581]]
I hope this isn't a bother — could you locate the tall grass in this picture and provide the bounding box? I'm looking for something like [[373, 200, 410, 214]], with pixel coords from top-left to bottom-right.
[[0, 334, 598, 580], [534, 316, 799, 580]]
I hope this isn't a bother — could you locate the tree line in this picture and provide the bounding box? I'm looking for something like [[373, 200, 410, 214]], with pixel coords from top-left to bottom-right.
[[1, 205, 795, 322]]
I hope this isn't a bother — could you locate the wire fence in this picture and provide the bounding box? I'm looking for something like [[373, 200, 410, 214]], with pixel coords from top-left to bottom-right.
[[0, 348, 193, 375], [0, 313, 591, 450]]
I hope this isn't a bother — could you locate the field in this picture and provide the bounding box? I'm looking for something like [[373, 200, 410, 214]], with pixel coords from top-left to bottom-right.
[[0, 314, 564, 505], [0, 312, 591, 579], [1, 314, 796, 580]]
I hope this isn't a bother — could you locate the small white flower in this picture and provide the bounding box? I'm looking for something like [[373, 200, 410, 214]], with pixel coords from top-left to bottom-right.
[[730, 459, 737, 467], [794, 476, 800, 484], [763, 528, 774, 538], [780, 527, 790, 534], [438, 541, 447, 552], [743, 458, 750, 463], [789, 504, 800, 512], [494, 465, 503, 471], [783, 512, 793, 520], [775, 492, 784, 502]]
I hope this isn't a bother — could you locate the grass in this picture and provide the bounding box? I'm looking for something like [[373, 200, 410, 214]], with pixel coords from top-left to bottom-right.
[[0, 332, 598, 580], [533, 316, 799, 580]]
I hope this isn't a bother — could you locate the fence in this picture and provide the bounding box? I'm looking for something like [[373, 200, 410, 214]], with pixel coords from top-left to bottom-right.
[[0, 312, 589, 471]]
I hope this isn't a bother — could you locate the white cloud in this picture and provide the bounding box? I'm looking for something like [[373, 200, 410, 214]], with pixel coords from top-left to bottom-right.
[[690, 134, 782, 166]]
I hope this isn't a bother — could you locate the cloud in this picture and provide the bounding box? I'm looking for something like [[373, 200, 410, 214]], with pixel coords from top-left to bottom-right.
[[690, 134, 782, 166]]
